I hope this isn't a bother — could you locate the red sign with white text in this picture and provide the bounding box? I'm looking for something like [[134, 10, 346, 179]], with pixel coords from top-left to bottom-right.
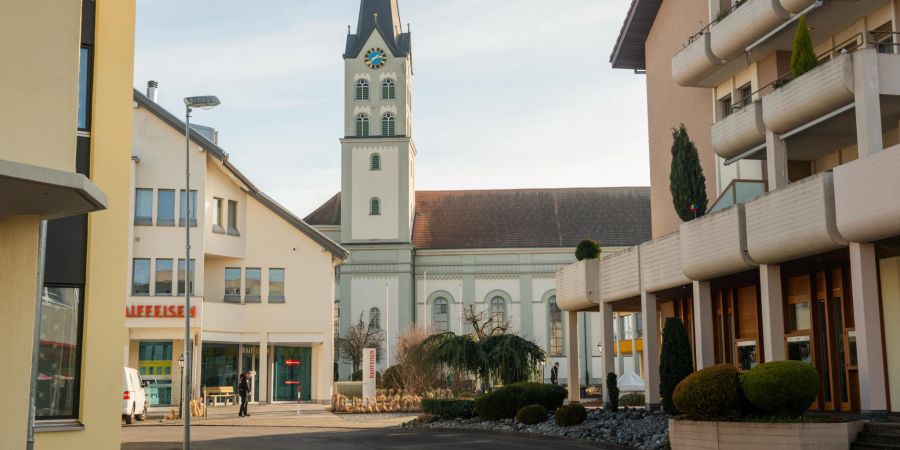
[[125, 304, 196, 319]]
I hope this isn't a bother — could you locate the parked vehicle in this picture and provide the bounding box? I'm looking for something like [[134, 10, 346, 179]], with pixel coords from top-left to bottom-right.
[[123, 367, 147, 424]]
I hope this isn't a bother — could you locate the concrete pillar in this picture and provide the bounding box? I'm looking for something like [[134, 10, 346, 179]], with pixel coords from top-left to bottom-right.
[[849, 242, 888, 415], [259, 336, 269, 404], [854, 49, 884, 158], [692, 281, 715, 369], [766, 130, 789, 190], [614, 314, 624, 376], [640, 291, 660, 408], [760, 264, 786, 361], [599, 303, 615, 405], [566, 310, 580, 403], [631, 313, 639, 374]]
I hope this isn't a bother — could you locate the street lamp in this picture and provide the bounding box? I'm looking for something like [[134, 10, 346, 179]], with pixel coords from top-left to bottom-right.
[[182, 95, 220, 450]]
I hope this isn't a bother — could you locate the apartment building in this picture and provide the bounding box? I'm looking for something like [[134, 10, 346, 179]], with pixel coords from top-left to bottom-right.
[[126, 86, 347, 407], [1, 1, 136, 448], [557, 0, 900, 416]]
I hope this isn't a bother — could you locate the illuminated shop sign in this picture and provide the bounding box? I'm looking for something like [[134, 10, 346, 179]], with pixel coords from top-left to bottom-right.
[[125, 304, 196, 319]]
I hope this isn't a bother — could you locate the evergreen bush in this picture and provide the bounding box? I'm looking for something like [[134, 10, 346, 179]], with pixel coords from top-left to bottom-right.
[[619, 392, 645, 407], [382, 365, 402, 390], [575, 239, 601, 261], [741, 360, 819, 417], [673, 365, 742, 421], [421, 399, 476, 419], [473, 382, 566, 420], [554, 403, 587, 427], [669, 125, 708, 222], [515, 404, 548, 425], [606, 372, 620, 412], [659, 317, 694, 414], [791, 16, 817, 78]]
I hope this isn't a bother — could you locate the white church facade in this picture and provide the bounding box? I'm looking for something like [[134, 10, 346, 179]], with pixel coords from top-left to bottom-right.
[[305, 0, 651, 385]]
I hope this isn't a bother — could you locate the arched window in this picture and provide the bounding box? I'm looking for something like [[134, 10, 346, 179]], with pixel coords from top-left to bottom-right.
[[370, 153, 381, 171], [433, 297, 449, 332], [490, 296, 506, 323], [548, 296, 563, 357], [382, 79, 396, 100], [369, 307, 381, 330], [355, 113, 369, 137], [355, 79, 369, 100], [369, 198, 381, 216], [381, 112, 396, 137]]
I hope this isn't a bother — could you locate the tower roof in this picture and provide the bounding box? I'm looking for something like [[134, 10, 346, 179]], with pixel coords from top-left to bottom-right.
[[345, 0, 411, 59]]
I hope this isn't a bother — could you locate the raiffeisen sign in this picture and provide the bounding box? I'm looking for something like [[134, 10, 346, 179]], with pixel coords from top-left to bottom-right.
[[125, 304, 196, 318]]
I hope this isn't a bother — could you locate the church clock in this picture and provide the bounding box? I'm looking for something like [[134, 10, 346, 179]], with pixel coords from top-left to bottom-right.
[[365, 48, 387, 69]]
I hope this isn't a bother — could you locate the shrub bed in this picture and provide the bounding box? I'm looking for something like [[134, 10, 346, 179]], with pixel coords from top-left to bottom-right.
[[515, 404, 548, 425], [421, 399, 476, 419], [673, 365, 741, 420], [554, 403, 587, 427], [741, 360, 818, 417], [619, 392, 645, 407], [474, 383, 566, 420]]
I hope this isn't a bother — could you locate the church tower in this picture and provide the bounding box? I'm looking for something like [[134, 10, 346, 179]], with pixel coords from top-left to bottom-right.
[[340, 0, 415, 244]]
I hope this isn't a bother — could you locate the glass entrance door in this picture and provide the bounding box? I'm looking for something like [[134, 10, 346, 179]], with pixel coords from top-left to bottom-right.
[[138, 341, 173, 406], [240, 345, 260, 402], [271, 346, 311, 402]]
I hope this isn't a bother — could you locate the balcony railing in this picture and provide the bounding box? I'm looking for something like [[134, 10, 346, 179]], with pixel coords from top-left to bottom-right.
[[708, 179, 767, 214]]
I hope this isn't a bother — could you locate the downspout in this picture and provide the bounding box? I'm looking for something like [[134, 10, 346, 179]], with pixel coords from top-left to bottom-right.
[[411, 246, 417, 325], [26, 220, 48, 450], [583, 313, 590, 386]]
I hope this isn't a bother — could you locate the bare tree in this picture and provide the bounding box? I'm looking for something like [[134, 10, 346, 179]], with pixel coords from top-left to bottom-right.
[[337, 312, 385, 375], [393, 326, 439, 393], [464, 304, 512, 341]]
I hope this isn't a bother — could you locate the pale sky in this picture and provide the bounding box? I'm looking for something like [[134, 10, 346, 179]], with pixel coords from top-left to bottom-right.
[[134, 0, 650, 217]]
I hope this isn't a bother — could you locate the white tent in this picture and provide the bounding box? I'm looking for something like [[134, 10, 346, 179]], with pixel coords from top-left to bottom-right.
[[617, 370, 645, 392]]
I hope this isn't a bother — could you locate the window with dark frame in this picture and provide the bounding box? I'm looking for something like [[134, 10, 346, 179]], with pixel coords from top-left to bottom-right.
[[155, 259, 173, 295], [355, 79, 369, 100], [549, 296, 564, 357], [737, 84, 752, 110], [433, 297, 449, 332], [227, 200, 239, 236], [212, 197, 224, 233], [720, 95, 733, 119]]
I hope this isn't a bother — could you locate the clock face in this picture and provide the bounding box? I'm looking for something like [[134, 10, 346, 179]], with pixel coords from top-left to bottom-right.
[[365, 48, 387, 69]]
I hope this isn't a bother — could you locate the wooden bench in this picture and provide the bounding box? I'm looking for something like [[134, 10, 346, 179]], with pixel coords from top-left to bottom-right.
[[203, 386, 238, 406]]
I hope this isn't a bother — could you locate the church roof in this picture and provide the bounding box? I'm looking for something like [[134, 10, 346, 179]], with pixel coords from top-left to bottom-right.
[[304, 187, 651, 250], [345, 0, 411, 58]]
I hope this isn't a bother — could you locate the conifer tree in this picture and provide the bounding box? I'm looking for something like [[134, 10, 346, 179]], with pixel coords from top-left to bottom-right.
[[659, 317, 694, 414], [669, 125, 708, 222], [791, 16, 817, 78]]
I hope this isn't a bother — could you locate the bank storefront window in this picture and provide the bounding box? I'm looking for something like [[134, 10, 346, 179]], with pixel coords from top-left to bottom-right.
[[272, 346, 311, 402], [201, 343, 239, 393], [139, 341, 173, 406], [36, 287, 83, 419]]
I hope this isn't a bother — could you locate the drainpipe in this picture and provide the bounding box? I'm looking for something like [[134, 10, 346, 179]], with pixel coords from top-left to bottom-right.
[[26, 220, 48, 450]]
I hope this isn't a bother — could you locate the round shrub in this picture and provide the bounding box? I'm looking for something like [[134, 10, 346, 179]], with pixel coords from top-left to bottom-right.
[[474, 383, 566, 421], [619, 392, 645, 407], [515, 404, 548, 425], [673, 365, 741, 420], [421, 399, 476, 419], [382, 365, 402, 390], [741, 360, 818, 417], [575, 240, 601, 261], [554, 403, 587, 427]]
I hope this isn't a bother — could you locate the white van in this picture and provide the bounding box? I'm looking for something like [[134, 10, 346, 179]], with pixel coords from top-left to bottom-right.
[[123, 367, 147, 424]]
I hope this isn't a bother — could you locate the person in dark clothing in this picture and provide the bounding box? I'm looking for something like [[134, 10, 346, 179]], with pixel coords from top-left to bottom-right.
[[238, 372, 250, 417], [550, 362, 559, 385]]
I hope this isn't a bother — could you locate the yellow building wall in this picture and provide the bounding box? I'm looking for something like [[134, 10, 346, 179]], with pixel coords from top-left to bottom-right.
[[37, 0, 136, 448], [0, 216, 41, 450], [881, 256, 900, 412], [0, 1, 80, 172]]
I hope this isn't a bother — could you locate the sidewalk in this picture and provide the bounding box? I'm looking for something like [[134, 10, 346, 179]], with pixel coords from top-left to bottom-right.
[[134, 403, 418, 429]]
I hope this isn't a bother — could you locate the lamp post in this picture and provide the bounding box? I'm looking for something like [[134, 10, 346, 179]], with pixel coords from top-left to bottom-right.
[[182, 95, 220, 450]]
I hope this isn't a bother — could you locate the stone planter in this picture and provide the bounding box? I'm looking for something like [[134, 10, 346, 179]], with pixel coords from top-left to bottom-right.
[[669, 418, 865, 450], [554, 258, 600, 312]]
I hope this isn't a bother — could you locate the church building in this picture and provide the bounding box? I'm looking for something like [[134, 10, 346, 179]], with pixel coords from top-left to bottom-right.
[[305, 0, 651, 384]]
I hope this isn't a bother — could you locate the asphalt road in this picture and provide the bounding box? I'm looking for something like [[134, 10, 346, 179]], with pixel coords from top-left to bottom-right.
[[121, 425, 599, 450]]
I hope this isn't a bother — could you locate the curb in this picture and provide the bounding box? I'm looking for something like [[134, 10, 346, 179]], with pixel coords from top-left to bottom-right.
[[409, 425, 635, 450]]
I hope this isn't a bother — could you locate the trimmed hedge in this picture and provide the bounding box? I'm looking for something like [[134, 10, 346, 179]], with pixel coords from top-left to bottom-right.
[[515, 404, 548, 425], [741, 360, 819, 417], [474, 383, 566, 420], [421, 399, 476, 419], [619, 392, 645, 407], [673, 365, 741, 420], [555, 403, 587, 427]]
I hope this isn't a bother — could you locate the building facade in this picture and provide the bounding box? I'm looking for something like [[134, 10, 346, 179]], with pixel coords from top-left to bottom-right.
[[126, 87, 346, 406], [1, 0, 136, 448], [558, 0, 900, 416], [306, 0, 652, 385]]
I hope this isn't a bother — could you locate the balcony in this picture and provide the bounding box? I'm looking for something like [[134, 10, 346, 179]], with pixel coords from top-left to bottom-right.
[[711, 100, 766, 160], [639, 232, 690, 293], [834, 144, 900, 243], [599, 246, 641, 303], [708, 179, 767, 214], [672, 32, 722, 87], [745, 173, 846, 264], [680, 205, 757, 281], [0, 159, 107, 220], [709, 0, 790, 61], [761, 52, 854, 134], [780, 0, 815, 13], [554, 258, 600, 312]]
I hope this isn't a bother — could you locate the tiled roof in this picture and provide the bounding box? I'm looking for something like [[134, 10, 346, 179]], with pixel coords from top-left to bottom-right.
[[304, 187, 651, 250], [610, 0, 663, 70]]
